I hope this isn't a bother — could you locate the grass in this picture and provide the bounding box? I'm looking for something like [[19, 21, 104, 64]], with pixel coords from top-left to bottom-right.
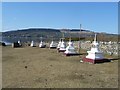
[[2, 46, 118, 88]]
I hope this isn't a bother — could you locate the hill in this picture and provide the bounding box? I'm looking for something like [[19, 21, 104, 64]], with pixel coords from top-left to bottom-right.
[[2, 28, 61, 38], [2, 28, 118, 42]]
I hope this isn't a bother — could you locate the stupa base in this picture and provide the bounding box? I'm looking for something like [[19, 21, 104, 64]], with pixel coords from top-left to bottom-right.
[[58, 50, 66, 52], [83, 57, 109, 64], [39, 45, 46, 48], [64, 53, 79, 56], [30, 46, 36, 47], [50, 47, 56, 49], [40, 46, 46, 48]]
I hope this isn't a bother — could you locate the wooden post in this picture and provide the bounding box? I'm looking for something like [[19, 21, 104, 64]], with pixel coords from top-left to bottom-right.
[[79, 24, 83, 62], [69, 29, 71, 41], [78, 24, 82, 55]]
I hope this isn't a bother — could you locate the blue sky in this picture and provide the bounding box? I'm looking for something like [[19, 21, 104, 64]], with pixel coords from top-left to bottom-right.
[[2, 2, 118, 34]]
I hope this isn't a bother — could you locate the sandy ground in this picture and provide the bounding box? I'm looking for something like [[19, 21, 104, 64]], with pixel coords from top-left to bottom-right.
[[2, 46, 118, 88]]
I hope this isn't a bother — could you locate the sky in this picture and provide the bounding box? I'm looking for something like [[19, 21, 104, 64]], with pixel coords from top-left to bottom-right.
[[2, 2, 118, 34]]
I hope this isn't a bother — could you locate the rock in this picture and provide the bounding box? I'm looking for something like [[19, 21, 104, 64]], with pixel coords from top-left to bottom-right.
[[89, 74, 92, 76], [25, 66, 27, 68], [45, 79, 47, 81], [50, 65, 52, 67]]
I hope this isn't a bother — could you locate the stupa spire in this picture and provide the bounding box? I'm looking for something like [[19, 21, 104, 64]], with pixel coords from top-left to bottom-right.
[[92, 33, 99, 48], [94, 33, 97, 42]]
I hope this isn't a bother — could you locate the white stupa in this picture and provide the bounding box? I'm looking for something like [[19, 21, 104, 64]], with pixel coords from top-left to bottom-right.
[[59, 39, 66, 52], [30, 41, 35, 47], [57, 39, 62, 50], [83, 34, 104, 64], [49, 40, 57, 49], [64, 39, 78, 56], [39, 40, 46, 48], [18, 40, 22, 46], [18, 40, 20, 44]]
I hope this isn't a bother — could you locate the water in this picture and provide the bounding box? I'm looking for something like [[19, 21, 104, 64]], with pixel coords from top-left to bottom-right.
[[1, 36, 59, 45], [0, 37, 12, 45]]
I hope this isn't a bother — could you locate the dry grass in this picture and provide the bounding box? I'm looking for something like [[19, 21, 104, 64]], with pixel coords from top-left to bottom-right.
[[2, 46, 118, 88], [0, 46, 2, 89]]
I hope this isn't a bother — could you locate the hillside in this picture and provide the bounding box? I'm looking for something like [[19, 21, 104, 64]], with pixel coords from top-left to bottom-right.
[[2, 28, 61, 38], [2, 28, 118, 42], [2, 28, 93, 38]]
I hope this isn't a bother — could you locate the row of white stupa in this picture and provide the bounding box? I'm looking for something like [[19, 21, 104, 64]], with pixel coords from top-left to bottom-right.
[[23, 34, 105, 64], [30, 38, 77, 56]]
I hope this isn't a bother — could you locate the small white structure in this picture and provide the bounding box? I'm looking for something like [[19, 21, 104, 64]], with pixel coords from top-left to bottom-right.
[[59, 39, 66, 52], [18, 40, 22, 46], [30, 41, 35, 47], [83, 34, 104, 64], [50, 41, 57, 49], [39, 41, 46, 48], [57, 39, 62, 50], [18, 40, 20, 44], [64, 39, 77, 56]]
